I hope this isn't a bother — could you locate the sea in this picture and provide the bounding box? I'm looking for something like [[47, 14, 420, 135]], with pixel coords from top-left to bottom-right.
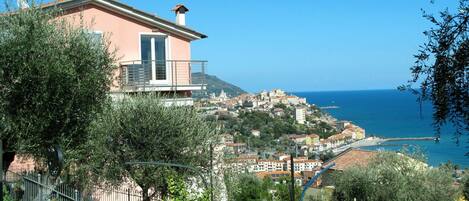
[[293, 89, 469, 168]]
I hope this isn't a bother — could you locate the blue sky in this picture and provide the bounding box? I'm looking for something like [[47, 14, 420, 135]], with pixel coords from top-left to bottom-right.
[[120, 0, 458, 93], [3, 0, 460, 92]]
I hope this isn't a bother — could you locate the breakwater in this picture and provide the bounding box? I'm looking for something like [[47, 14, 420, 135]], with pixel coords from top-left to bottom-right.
[[332, 136, 438, 154], [384, 137, 436, 142]]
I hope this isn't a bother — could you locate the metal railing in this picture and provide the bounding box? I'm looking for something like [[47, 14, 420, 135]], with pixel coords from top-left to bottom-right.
[[120, 60, 207, 92], [91, 187, 158, 201], [4, 171, 157, 201], [3, 172, 81, 201]]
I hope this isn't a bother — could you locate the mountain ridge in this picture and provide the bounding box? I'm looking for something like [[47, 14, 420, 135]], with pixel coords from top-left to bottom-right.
[[192, 72, 246, 98]]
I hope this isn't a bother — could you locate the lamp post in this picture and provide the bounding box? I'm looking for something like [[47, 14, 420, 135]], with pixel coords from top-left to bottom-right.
[[125, 161, 213, 201]]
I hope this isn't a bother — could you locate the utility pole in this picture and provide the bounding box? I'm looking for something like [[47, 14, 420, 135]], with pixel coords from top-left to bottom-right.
[[289, 152, 295, 201], [1, 140, 3, 201], [210, 144, 214, 201]]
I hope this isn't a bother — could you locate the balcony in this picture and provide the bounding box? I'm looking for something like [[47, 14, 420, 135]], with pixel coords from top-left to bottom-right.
[[119, 60, 207, 92]]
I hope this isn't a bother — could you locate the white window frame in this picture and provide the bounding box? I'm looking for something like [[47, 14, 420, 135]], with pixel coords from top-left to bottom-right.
[[86, 30, 104, 42], [138, 32, 172, 85]]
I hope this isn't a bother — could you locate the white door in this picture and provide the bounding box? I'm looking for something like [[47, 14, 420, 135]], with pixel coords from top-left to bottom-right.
[[140, 34, 168, 84]]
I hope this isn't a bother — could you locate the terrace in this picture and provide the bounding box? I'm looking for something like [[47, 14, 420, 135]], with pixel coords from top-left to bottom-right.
[[120, 59, 207, 92]]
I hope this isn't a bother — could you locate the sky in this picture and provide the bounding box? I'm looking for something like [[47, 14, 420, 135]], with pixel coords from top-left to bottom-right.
[[2, 0, 461, 92], [118, 0, 459, 93]]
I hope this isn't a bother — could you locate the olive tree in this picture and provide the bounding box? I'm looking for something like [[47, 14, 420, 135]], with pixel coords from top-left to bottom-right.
[[332, 152, 458, 201], [0, 4, 115, 171], [86, 96, 217, 201], [401, 0, 468, 142]]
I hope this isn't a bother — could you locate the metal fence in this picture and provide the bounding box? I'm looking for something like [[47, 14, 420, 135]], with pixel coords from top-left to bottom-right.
[[4, 172, 80, 201], [4, 172, 157, 201], [120, 60, 207, 92], [90, 187, 158, 201], [22, 174, 78, 201]]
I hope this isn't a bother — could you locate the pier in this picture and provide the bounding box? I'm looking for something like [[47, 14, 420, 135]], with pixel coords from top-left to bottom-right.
[[383, 137, 437, 142]]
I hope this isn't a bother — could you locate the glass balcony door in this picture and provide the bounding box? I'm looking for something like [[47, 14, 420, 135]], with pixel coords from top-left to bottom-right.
[[141, 34, 168, 84]]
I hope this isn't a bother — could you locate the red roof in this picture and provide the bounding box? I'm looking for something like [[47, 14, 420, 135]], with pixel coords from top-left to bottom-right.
[[324, 148, 377, 171]]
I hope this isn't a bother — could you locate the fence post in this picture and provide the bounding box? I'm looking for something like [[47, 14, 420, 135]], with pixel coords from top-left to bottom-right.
[[75, 189, 78, 201], [128, 188, 131, 201], [38, 173, 42, 200]]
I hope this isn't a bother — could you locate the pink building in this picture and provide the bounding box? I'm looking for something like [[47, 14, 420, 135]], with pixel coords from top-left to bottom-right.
[[46, 0, 207, 105]]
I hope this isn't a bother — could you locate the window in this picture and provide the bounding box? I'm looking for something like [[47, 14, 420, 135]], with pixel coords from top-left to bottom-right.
[[86, 30, 103, 44], [140, 34, 168, 83]]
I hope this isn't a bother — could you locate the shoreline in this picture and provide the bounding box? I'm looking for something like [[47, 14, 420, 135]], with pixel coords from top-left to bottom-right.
[[332, 136, 437, 154]]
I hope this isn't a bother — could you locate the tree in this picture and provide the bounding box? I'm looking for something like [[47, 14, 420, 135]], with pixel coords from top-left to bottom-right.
[[0, 4, 114, 170], [332, 152, 458, 201], [272, 176, 301, 201], [401, 0, 469, 142], [233, 174, 266, 201], [461, 174, 469, 200], [85, 96, 217, 201], [167, 173, 210, 201]]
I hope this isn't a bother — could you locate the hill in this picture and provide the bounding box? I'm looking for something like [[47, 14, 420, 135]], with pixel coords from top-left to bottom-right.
[[192, 72, 246, 98]]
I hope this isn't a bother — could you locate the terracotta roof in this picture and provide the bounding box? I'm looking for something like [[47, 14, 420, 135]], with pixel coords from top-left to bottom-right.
[[258, 159, 284, 163], [225, 143, 246, 147], [324, 148, 377, 171], [289, 134, 307, 139]]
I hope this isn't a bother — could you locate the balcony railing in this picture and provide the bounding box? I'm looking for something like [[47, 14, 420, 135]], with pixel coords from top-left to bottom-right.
[[119, 60, 207, 92]]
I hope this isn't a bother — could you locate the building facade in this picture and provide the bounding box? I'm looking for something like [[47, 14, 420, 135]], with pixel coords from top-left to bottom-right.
[[47, 0, 207, 105]]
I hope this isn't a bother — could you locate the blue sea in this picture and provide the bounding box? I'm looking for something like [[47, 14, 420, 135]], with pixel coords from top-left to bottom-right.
[[294, 89, 469, 167]]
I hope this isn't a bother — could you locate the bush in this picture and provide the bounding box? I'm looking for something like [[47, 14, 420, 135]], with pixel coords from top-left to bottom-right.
[[332, 152, 458, 201]]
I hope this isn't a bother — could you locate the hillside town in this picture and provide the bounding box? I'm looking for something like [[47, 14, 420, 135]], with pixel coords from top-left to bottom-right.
[[196, 89, 367, 185], [1, 0, 467, 200]]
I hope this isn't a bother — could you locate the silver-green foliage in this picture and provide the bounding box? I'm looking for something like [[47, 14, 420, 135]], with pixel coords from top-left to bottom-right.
[[86, 96, 217, 201], [332, 152, 458, 201], [0, 4, 115, 158]]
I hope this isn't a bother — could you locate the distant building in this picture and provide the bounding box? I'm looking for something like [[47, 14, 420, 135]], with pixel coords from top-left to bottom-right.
[[336, 121, 352, 131], [221, 134, 234, 144], [269, 89, 286, 97], [225, 155, 258, 173], [259, 90, 269, 100], [285, 158, 322, 173], [295, 107, 306, 124], [219, 89, 228, 100], [225, 143, 247, 155], [301, 169, 322, 188], [256, 171, 302, 185], [289, 134, 309, 144], [273, 108, 285, 116], [255, 160, 285, 172], [288, 134, 319, 145], [251, 130, 261, 137]]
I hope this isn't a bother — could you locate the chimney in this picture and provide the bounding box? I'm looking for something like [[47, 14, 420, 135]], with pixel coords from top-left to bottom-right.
[[172, 4, 189, 26]]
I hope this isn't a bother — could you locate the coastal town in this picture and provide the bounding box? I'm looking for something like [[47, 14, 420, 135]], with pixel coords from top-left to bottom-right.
[[1, 0, 467, 200], [195, 89, 368, 185]]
